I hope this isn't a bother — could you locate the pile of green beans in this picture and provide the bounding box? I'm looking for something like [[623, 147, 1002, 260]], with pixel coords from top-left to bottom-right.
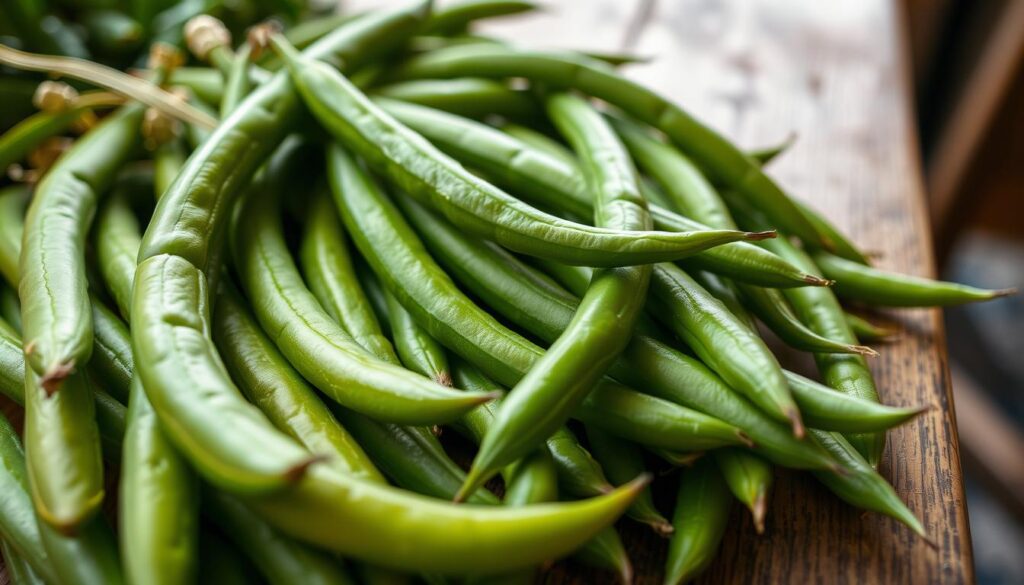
[[0, 0, 1014, 583]]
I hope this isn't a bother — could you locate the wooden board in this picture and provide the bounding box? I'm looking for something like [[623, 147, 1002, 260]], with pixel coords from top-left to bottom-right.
[[0, 1, 973, 583]]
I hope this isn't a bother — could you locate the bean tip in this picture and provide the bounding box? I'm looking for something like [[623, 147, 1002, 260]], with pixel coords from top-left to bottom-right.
[[852, 344, 879, 357], [744, 230, 777, 241], [786, 408, 805, 440], [737, 430, 756, 448], [626, 472, 654, 493], [454, 467, 491, 503], [991, 287, 1018, 299], [476, 390, 503, 405], [804, 274, 834, 287], [283, 454, 326, 483], [616, 558, 634, 585], [650, 518, 675, 538], [751, 491, 768, 535], [434, 371, 453, 387], [40, 360, 75, 397]]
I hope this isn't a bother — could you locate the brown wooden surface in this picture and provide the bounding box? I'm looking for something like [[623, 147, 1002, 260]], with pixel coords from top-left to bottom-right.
[[420, 0, 973, 582], [0, 1, 973, 583]]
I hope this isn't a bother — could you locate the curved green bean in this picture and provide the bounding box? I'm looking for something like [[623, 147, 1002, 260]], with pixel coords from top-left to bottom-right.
[[786, 370, 926, 433], [714, 449, 772, 534], [586, 426, 672, 536], [373, 78, 540, 119], [95, 182, 144, 321], [813, 251, 1015, 307], [664, 460, 731, 584], [384, 288, 452, 386], [275, 38, 761, 268]]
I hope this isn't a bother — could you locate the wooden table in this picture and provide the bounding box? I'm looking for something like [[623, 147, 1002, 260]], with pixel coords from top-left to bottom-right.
[[0, 0, 973, 583]]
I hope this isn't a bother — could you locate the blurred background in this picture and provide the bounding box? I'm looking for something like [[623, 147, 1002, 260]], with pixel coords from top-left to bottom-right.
[[904, 0, 1024, 583]]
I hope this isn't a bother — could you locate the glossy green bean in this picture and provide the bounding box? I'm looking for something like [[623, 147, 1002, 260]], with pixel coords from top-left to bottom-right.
[[276, 40, 758, 268], [393, 44, 828, 247], [422, 0, 539, 34], [374, 78, 540, 119], [204, 490, 356, 585], [19, 105, 143, 382], [330, 409, 499, 505], [810, 430, 924, 536], [376, 99, 821, 287], [664, 460, 731, 584], [747, 134, 795, 166], [384, 289, 452, 385], [154, 138, 188, 198], [300, 191, 399, 364], [212, 285, 385, 482], [586, 426, 672, 536], [0, 412, 59, 584], [389, 192, 836, 471], [785, 370, 926, 433], [132, 253, 317, 493], [120, 376, 200, 585], [571, 526, 633, 584], [459, 91, 658, 498], [219, 45, 253, 118], [813, 251, 1015, 307], [499, 122, 578, 166], [231, 156, 494, 424], [647, 263, 803, 434], [95, 182, 144, 320], [715, 449, 772, 534]]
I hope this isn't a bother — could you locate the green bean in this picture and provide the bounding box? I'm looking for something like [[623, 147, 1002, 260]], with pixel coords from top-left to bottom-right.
[[0, 107, 85, 174], [0, 284, 21, 334], [299, 191, 400, 364], [154, 138, 188, 197], [383, 289, 451, 385], [459, 91, 658, 497], [39, 516, 123, 585], [24, 366, 104, 532], [373, 78, 540, 119], [422, 0, 540, 34], [664, 459, 731, 584], [0, 412, 59, 584], [810, 430, 924, 536], [747, 134, 796, 166], [499, 122, 578, 166], [715, 449, 772, 534], [120, 376, 200, 585], [785, 370, 926, 433], [650, 449, 704, 467], [376, 99, 822, 287], [355, 263, 395, 338], [231, 149, 495, 425], [450, 360, 615, 498], [95, 181, 144, 321], [1, 538, 46, 585], [19, 105, 143, 384], [204, 490, 356, 585], [687, 270, 758, 329], [571, 526, 633, 584], [132, 253, 318, 493], [221, 44, 254, 118], [647, 263, 803, 434], [845, 312, 896, 342], [375, 189, 837, 472], [812, 250, 1015, 307], [586, 426, 673, 536], [393, 44, 830, 247], [0, 186, 26, 286], [793, 200, 870, 265], [88, 300, 133, 405], [275, 39, 760, 269], [575, 384, 750, 451], [212, 284, 386, 483], [330, 408, 500, 505], [167, 67, 224, 106]]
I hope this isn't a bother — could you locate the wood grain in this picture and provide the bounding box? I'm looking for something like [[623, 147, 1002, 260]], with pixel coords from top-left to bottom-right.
[[0, 1, 972, 583]]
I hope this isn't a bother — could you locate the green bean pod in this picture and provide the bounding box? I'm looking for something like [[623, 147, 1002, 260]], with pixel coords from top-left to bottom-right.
[[423, 0, 540, 34], [95, 183, 144, 321], [89, 294, 134, 404], [793, 200, 870, 265], [586, 426, 673, 536], [0, 412, 59, 583], [575, 385, 750, 451], [120, 376, 200, 585], [275, 39, 760, 268], [499, 122, 578, 166], [38, 514, 123, 585], [300, 192, 399, 364], [330, 409, 500, 505], [664, 460, 731, 584], [813, 251, 1015, 307], [810, 430, 925, 536], [459, 91, 658, 498], [374, 78, 540, 119], [714, 449, 772, 534], [204, 490, 356, 585], [786, 370, 926, 433], [221, 45, 255, 118], [132, 253, 317, 493], [380, 190, 837, 472], [384, 289, 452, 385], [845, 312, 896, 342], [647, 263, 803, 434], [167, 67, 225, 106], [212, 285, 385, 483], [19, 105, 143, 382], [0, 108, 86, 174], [376, 99, 820, 287], [232, 163, 495, 425], [24, 366, 104, 532], [393, 44, 828, 247]]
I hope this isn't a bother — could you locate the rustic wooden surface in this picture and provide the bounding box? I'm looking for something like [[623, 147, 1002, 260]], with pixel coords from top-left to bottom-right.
[[0, 0, 973, 583]]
